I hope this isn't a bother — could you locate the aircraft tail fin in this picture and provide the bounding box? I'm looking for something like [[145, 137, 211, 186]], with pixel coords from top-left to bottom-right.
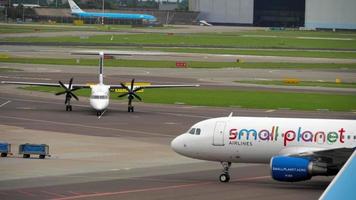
[[68, 0, 84, 14], [99, 52, 104, 84]]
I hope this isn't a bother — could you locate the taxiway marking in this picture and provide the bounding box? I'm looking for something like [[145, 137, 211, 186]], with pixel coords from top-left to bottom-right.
[[0, 100, 11, 108]]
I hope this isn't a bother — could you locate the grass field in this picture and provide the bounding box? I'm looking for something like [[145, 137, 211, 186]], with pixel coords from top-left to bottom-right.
[[22, 86, 356, 112], [1, 57, 355, 69], [2, 31, 356, 50], [235, 80, 356, 88], [0, 67, 22, 72]]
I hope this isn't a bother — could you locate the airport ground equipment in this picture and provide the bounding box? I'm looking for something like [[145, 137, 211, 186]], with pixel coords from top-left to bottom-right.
[[19, 143, 50, 159], [0, 142, 11, 157]]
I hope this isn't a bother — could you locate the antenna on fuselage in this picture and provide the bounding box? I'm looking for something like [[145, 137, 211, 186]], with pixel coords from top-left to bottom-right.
[[99, 51, 104, 84]]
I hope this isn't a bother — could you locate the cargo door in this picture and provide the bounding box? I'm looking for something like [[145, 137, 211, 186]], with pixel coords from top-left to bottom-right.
[[213, 121, 226, 146]]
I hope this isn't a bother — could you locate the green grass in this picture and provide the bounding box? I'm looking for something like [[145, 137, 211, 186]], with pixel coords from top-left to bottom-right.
[[22, 86, 356, 111], [235, 80, 356, 88], [0, 67, 22, 72], [1, 57, 355, 69], [2, 30, 356, 49]]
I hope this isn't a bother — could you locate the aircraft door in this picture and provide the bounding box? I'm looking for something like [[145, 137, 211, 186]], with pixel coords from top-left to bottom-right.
[[213, 121, 226, 146]]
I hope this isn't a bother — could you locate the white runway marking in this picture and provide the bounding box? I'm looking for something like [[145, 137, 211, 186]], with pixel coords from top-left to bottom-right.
[[265, 110, 275, 113], [0, 100, 11, 108]]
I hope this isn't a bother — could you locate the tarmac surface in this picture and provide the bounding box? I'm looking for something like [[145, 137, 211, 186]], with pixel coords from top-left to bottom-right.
[[1, 89, 354, 200], [0, 69, 355, 199]]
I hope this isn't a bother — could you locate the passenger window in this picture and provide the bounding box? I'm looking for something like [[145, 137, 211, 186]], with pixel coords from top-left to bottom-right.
[[196, 128, 201, 135], [189, 128, 196, 135]]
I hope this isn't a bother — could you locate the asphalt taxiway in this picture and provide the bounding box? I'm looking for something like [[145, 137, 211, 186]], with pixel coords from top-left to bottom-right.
[[1, 81, 355, 200]]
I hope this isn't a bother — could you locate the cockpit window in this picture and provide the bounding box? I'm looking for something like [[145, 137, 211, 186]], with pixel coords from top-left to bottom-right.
[[189, 128, 196, 135], [92, 95, 108, 99], [188, 128, 201, 135]]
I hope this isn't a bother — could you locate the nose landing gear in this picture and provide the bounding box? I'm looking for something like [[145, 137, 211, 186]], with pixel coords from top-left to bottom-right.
[[219, 162, 231, 183]]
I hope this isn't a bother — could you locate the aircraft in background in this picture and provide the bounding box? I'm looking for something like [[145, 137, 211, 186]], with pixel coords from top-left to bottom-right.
[[68, 0, 157, 22], [1, 52, 199, 116], [171, 114, 356, 182]]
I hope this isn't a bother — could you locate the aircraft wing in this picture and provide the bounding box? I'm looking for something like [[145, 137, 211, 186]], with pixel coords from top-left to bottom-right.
[[319, 150, 356, 200], [71, 50, 173, 57], [280, 146, 355, 168], [109, 84, 200, 90], [1, 81, 90, 89]]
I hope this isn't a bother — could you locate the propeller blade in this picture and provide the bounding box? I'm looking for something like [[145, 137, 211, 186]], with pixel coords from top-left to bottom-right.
[[118, 93, 129, 98], [132, 93, 142, 101], [130, 78, 135, 91], [69, 77, 73, 89], [120, 82, 130, 92], [133, 87, 143, 93], [55, 91, 67, 96], [58, 81, 67, 90], [71, 87, 80, 92], [70, 92, 79, 101]]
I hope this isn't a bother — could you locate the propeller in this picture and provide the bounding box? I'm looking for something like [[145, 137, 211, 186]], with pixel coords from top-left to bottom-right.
[[118, 79, 143, 112], [55, 78, 80, 105]]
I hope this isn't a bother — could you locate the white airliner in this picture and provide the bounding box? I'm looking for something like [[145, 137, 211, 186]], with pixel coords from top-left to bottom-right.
[[1, 52, 199, 116], [171, 114, 356, 182]]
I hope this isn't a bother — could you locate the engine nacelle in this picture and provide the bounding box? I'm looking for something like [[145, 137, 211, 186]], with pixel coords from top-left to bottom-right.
[[270, 156, 330, 182]]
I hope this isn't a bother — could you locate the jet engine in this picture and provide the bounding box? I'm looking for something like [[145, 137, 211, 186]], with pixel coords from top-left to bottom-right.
[[270, 156, 337, 182]]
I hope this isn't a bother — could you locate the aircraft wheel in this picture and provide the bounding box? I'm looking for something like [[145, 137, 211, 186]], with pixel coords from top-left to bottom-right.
[[128, 106, 134, 112], [219, 173, 230, 183], [97, 111, 102, 116]]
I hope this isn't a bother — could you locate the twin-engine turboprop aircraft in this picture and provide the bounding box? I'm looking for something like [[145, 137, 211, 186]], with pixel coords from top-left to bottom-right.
[[1, 52, 199, 116], [171, 114, 356, 183]]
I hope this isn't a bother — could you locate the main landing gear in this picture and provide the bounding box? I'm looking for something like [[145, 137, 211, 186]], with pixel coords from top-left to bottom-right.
[[97, 111, 102, 116], [66, 105, 72, 111], [128, 105, 134, 112], [219, 162, 231, 183]]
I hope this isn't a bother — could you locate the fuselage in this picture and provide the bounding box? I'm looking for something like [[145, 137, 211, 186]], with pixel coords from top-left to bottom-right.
[[89, 84, 110, 111], [72, 12, 157, 22], [171, 117, 356, 163]]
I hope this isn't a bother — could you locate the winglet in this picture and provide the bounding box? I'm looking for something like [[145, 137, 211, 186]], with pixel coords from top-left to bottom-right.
[[228, 112, 233, 117]]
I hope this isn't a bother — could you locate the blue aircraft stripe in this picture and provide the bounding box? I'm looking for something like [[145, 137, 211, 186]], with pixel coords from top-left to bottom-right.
[[74, 12, 156, 21], [319, 150, 356, 200]]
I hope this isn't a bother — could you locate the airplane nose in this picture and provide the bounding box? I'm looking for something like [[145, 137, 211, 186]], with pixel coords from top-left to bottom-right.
[[171, 135, 185, 155]]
